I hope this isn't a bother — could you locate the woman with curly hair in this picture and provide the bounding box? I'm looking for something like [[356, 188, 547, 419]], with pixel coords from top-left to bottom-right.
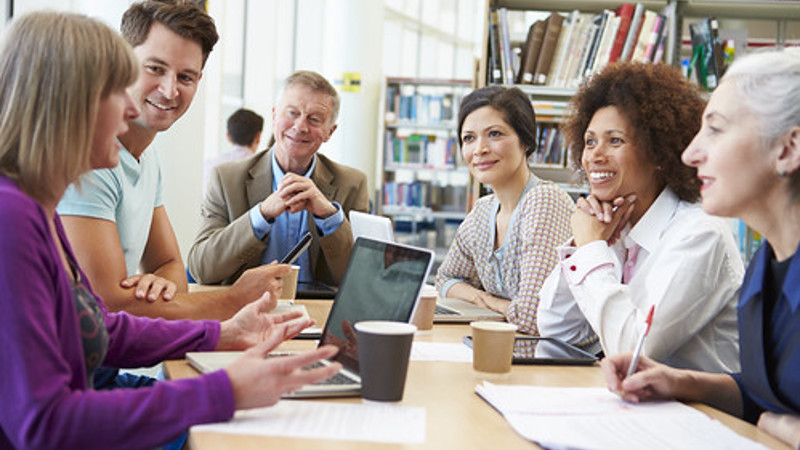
[[536, 63, 744, 372]]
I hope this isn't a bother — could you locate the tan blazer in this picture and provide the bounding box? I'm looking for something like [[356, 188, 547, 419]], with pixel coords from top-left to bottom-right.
[[188, 149, 369, 285]]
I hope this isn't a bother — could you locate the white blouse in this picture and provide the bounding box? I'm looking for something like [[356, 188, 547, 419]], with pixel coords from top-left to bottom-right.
[[537, 188, 744, 372]]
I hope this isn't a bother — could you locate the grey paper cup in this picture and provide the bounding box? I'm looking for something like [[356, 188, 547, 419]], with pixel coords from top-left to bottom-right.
[[355, 321, 416, 402]]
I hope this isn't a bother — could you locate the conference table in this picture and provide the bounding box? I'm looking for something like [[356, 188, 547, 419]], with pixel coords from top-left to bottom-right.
[[165, 298, 790, 449]]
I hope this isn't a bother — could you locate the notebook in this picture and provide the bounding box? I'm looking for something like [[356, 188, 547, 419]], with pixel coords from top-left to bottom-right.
[[187, 237, 434, 398], [349, 210, 394, 242]]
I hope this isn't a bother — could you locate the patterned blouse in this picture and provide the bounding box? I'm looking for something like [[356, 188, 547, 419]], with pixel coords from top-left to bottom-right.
[[435, 175, 574, 335]]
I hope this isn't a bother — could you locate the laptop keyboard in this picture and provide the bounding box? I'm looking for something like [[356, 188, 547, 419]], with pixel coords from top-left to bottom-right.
[[435, 304, 459, 315], [304, 361, 357, 385]]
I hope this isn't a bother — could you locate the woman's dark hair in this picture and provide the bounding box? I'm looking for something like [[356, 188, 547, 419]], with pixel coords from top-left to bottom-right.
[[562, 63, 705, 202], [457, 86, 537, 158]]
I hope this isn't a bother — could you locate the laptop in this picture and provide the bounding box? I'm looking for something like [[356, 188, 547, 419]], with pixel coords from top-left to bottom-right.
[[422, 283, 505, 323], [295, 280, 337, 299], [350, 210, 394, 242], [188, 237, 433, 398]]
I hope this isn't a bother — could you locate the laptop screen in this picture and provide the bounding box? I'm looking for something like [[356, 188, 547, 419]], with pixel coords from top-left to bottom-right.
[[319, 237, 432, 374]]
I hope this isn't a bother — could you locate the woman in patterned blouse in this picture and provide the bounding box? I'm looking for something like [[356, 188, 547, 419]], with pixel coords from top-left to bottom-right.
[[435, 86, 574, 335]]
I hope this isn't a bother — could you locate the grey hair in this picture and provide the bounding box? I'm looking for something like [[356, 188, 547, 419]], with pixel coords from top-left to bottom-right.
[[722, 47, 800, 144], [722, 47, 800, 198], [277, 70, 340, 125]]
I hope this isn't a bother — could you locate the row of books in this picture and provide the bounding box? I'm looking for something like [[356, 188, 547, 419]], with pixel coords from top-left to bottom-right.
[[383, 181, 467, 211], [529, 124, 567, 167], [384, 131, 459, 169], [385, 84, 462, 124], [488, 3, 677, 89]]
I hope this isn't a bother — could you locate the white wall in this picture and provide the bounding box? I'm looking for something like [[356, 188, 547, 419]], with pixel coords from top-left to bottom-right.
[[7, 0, 482, 262]]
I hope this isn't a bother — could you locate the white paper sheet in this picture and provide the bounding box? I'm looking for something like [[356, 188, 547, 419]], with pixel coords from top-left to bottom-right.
[[192, 400, 426, 444], [476, 382, 767, 450], [410, 341, 472, 362], [274, 301, 321, 335]]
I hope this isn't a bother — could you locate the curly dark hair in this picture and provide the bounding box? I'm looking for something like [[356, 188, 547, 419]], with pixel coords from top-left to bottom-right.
[[562, 63, 705, 202], [458, 86, 537, 158]]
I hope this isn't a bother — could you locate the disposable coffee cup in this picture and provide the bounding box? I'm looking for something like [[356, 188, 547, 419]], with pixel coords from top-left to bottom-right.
[[412, 285, 437, 331], [278, 265, 300, 301], [355, 321, 416, 402], [471, 321, 517, 376]]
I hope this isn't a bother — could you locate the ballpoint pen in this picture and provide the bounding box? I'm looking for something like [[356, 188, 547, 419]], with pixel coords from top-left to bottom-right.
[[626, 305, 655, 378]]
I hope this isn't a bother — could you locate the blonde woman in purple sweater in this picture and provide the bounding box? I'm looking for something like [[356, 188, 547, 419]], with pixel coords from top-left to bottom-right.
[[0, 12, 338, 450]]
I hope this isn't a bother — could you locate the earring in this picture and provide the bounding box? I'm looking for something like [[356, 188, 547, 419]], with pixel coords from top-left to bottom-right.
[[778, 170, 788, 178]]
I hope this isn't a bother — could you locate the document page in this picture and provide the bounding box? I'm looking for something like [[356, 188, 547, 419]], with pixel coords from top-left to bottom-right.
[[476, 382, 767, 450], [410, 341, 472, 362], [192, 400, 426, 444]]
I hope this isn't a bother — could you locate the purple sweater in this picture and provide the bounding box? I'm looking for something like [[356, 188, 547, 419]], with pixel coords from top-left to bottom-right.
[[0, 177, 235, 449]]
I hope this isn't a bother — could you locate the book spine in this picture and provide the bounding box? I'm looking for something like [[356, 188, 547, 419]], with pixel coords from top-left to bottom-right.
[[488, 10, 503, 84], [592, 13, 620, 75], [498, 8, 515, 84], [609, 3, 634, 63], [643, 14, 665, 62], [519, 20, 546, 84], [548, 10, 579, 87], [533, 13, 565, 85], [620, 2, 645, 62], [632, 10, 656, 62]]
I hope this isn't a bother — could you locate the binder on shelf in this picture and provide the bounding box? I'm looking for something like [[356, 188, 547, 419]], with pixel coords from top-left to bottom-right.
[[689, 17, 723, 90], [533, 12, 565, 85]]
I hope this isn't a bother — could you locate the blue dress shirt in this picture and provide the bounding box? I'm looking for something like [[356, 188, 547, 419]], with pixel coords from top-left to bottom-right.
[[247, 153, 344, 282]]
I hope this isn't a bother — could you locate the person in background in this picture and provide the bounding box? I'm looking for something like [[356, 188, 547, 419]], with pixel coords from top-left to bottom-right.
[[203, 108, 264, 194], [536, 62, 743, 372], [603, 48, 800, 450], [435, 86, 574, 335], [188, 70, 369, 287], [57, 0, 289, 321], [0, 11, 339, 450]]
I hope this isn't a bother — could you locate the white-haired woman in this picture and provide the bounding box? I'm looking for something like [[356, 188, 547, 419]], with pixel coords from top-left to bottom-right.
[[602, 48, 800, 449]]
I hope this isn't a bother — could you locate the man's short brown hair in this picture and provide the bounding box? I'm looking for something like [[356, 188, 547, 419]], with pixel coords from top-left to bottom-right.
[[121, 0, 218, 67]]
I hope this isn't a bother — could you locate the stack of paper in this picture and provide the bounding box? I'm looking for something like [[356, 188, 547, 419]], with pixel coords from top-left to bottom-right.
[[476, 382, 766, 450], [193, 401, 426, 444]]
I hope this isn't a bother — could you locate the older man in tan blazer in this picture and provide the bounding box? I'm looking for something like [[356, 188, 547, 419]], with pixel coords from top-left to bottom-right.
[[189, 71, 369, 286]]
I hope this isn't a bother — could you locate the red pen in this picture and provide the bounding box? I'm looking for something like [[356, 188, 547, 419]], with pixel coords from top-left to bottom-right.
[[626, 305, 655, 378]]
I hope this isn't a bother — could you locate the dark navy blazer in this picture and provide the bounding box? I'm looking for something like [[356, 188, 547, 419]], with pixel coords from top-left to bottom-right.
[[733, 241, 800, 424]]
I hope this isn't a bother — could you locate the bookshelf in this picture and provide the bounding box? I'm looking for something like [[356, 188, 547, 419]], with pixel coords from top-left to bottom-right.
[[478, 0, 798, 203], [480, 0, 798, 263], [377, 77, 473, 259]]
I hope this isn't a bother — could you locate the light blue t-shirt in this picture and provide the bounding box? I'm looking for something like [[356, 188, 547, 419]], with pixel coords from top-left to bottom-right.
[[57, 147, 163, 277], [248, 152, 344, 282]]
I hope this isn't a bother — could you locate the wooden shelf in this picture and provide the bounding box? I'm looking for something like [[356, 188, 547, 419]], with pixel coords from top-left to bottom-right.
[[493, 0, 666, 13], [679, 0, 800, 20]]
